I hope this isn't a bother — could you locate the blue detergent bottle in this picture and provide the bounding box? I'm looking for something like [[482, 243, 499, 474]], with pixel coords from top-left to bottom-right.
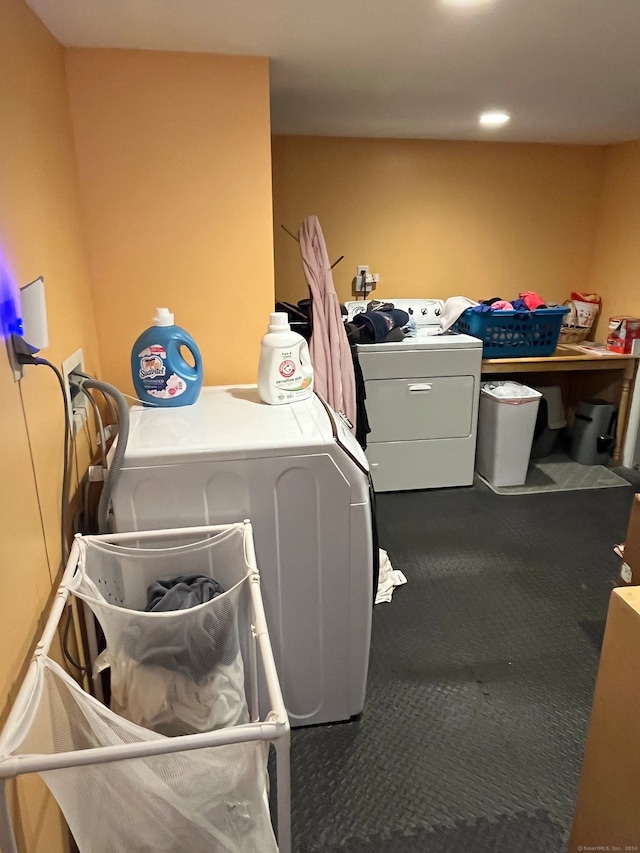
[[131, 308, 203, 407]]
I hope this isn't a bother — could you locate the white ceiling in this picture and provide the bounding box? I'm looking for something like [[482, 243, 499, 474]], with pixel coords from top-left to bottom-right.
[[27, 0, 640, 143]]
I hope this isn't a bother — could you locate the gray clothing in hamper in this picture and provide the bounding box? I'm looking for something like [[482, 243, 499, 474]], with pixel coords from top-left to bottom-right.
[[117, 574, 235, 678], [145, 574, 225, 612]]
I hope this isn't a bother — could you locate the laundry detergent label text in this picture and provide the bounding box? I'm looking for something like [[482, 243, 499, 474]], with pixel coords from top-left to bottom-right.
[[138, 345, 167, 379], [137, 345, 186, 399], [273, 352, 313, 393]]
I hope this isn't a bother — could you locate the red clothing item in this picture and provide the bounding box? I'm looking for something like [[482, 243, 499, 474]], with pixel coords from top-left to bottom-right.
[[520, 291, 546, 310]]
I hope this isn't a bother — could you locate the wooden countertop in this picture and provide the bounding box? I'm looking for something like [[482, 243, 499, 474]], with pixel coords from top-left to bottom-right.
[[483, 344, 637, 372]]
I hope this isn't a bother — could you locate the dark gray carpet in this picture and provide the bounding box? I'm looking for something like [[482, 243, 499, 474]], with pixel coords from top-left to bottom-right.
[[287, 475, 637, 853]]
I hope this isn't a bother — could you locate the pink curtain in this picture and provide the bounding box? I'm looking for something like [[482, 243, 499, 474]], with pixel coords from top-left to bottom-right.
[[299, 216, 356, 430]]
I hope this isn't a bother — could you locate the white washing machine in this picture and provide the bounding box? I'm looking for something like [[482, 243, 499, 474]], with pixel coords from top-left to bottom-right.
[[345, 299, 483, 491], [110, 385, 374, 728]]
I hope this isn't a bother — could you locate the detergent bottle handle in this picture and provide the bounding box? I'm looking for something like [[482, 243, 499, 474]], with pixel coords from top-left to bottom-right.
[[168, 335, 202, 380], [299, 338, 314, 379]]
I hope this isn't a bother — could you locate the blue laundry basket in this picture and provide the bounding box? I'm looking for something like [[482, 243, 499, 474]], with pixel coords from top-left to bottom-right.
[[451, 307, 569, 358]]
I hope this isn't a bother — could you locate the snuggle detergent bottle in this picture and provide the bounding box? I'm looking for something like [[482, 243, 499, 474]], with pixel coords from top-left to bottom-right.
[[131, 308, 203, 407], [257, 312, 314, 405]]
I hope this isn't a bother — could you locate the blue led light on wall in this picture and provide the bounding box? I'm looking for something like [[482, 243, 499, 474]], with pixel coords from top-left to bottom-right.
[[0, 250, 22, 342]]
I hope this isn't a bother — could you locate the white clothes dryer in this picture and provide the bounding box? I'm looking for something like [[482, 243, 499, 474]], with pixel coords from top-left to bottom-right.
[[345, 299, 483, 491]]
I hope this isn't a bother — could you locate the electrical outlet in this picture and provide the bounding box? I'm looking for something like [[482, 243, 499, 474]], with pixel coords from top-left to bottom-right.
[[354, 265, 379, 293], [62, 349, 88, 433], [354, 265, 370, 293]]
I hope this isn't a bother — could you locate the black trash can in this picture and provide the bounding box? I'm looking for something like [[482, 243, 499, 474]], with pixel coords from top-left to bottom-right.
[[570, 399, 617, 466]]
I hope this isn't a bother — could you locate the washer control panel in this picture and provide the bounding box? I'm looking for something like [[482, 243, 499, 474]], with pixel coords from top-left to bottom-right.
[[344, 299, 444, 327]]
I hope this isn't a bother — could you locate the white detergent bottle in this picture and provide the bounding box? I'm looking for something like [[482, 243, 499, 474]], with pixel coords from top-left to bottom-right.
[[258, 312, 314, 405]]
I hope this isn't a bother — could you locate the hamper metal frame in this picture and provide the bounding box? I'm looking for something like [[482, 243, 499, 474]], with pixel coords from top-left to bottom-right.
[[0, 521, 291, 853]]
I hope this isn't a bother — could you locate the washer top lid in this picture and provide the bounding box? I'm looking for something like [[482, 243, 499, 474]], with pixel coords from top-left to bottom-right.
[[121, 385, 334, 466]]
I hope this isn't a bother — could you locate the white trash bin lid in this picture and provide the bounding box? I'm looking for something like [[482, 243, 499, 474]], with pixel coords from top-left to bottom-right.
[[481, 381, 543, 405]]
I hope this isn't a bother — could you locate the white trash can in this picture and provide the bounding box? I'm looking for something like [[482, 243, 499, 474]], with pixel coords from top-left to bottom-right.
[[476, 382, 542, 487]]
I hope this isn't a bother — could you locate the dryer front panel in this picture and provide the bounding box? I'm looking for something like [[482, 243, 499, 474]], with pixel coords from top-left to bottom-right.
[[365, 375, 475, 442]]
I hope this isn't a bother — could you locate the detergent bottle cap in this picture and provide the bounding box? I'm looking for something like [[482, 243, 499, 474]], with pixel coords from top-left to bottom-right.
[[153, 307, 174, 327], [268, 312, 290, 333]]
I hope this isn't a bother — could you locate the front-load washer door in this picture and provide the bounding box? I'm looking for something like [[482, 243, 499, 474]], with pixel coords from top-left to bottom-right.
[[365, 375, 475, 442]]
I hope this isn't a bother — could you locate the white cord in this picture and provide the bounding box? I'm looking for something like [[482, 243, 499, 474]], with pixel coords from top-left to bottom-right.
[[119, 391, 160, 407]]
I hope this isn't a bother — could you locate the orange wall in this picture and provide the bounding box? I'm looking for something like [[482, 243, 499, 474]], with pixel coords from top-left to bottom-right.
[[65, 49, 274, 396], [272, 136, 606, 307], [0, 0, 101, 850], [590, 141, 640, 326]]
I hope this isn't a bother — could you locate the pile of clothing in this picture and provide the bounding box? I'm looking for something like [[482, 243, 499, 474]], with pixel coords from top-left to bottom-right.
[[345, 300, 412, 344], [472, 291, 547, 312], [441, 291, 549, 333], [101, 573, 249, 736]]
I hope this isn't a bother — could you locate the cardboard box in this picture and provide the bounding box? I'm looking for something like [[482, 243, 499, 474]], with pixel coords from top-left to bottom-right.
[[617, 493, 640, 586], [607, 316, 640, 354], [570, 586, 640, 851]]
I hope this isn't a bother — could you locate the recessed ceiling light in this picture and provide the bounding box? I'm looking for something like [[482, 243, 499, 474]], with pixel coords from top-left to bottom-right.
[[440, 0, 494, 8], [479, 111, 511, 127]]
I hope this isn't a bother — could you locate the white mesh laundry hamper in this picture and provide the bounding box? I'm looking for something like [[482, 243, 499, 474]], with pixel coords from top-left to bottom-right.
[[0, 522, 291, 853], [69, 525, 254, 735]]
